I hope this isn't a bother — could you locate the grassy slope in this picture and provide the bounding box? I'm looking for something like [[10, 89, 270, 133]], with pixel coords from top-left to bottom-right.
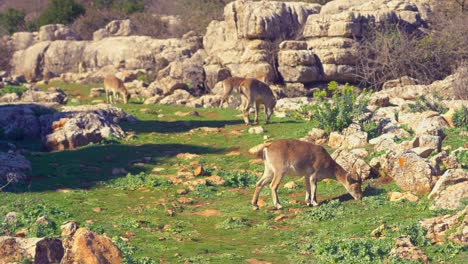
[[0, 83, 467, 263]]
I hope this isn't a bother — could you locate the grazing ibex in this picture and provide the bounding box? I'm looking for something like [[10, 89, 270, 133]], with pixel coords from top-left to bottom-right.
[[251, 139, 363, 210], [219, 77, 276, 125], [103, 74, 130, 104]]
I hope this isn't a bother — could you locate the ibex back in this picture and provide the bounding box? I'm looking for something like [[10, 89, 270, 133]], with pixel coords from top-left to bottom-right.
[[104, 75, 130, 104], [219, 77, 276, 125], [252, 139, 363, 210]]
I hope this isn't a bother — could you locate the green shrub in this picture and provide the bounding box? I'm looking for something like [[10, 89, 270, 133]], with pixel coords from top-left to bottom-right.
[[0, 85, 26, 96], [107, 172, 172, 190], [216, 217, 251, 230], [453, 105, 468, 129], [220, 170, 258, 188], [408, 94, 448, 114], [295, 82, 371, 133], [38, 0, 85, 26], [299, 199, 344, 221], [0, 8, 26, 35]]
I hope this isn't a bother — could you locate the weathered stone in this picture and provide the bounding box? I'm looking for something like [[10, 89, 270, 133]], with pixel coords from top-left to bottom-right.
[[431, 181, 468, 210], [284, 181, 298, 190], [301, 128, 328, 145], [40, 104, 128, 151], [61, 228, 123, 264], [93, 20, 136, 41], [387, 191, 419, 202], [389, 236, 429, 264], [390, 152, 435, 194], [382, 76, 419, 90], [39, 24, 80, 42], [332, 148, 373, 180], [0, 152, 31, 186], [248, 126, 265, 134], [0, 236, 64, 264], [61, 221, 79, 237], [420, 206, 468, 245]]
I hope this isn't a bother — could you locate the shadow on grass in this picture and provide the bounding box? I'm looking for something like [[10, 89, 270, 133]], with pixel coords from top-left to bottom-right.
[[332, 185, 385, 203], [9, 142, 225, 193], [122, 119, 245, 134]]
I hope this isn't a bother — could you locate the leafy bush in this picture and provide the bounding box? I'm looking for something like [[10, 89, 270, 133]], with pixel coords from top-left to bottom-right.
[[38, 0, 85, 26], [408, 94, 448, 114], [0, 85, 26, 96], [295, 81, 371, 133], [356, 13, 468, 90], [453, 105, 468, 129], [299, 199, 344, 221], [220, 170, 258, 188], [216, 217, 251, 230], [0, 8, 25, 35], [107, 172, 172, 190]]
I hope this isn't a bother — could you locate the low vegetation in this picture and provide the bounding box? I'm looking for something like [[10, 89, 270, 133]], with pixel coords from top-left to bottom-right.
[[295, 81, 372, 133], [0, 83, 466, 263]]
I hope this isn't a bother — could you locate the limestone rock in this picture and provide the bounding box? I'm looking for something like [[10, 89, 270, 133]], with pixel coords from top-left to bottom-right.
[[0, 152, 31, 185], [428, 169, 468, 200], [0, 236, 64, 264], [387, 191, 419, 202], [301, 128, 328, 145], [420, 206, 468, 245], [61, 228, 123, 264], [332, 148, 373, 180], [431, 181, 468, 210], [0, 104, 52, 139], [93, 20, 136, 41], [389, 236, 429, 264], [248, 126, 265, 134], [40, 104, 129, 151], [38, 24, 80, 42]]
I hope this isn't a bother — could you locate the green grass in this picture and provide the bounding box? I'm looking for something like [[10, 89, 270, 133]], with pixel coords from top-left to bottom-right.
[[0, 83, 467, 263]]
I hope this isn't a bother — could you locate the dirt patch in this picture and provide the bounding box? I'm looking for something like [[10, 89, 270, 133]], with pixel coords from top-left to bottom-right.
[[246, 258, 272, 264], [192, 209, 222, 217]]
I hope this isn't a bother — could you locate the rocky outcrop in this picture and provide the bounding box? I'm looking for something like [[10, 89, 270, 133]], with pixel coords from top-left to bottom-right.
[[0, 236, 64, 264], [420, 206, 468, 245], [61, 228, 123, 264], [203, 0, 321, 84], [0, 152, 31, 185], [11, 35, 201, 82]]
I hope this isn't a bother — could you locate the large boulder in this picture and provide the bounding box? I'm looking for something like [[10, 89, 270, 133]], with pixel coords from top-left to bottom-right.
[[40, 104, 130, 151], [0, 104, 50, 139], [277, 41, 322, 84], [61, 228, 122, 264], [0, 236, 63, 264], [372, 151, 436, 194], [0, 152, 31, 185]]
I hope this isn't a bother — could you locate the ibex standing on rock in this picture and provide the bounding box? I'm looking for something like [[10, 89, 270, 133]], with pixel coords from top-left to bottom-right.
[[251, 139, 363, 210], [104, 74, 130, 104], [219, 77, 276, 125]]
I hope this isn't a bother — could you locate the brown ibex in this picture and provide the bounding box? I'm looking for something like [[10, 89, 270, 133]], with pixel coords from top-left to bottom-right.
[[219, 77, 276, 125], [251, 139, 363, 210], [103, 74, 130, 104]]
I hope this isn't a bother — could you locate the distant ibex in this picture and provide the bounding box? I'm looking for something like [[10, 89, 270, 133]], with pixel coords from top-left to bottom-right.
[[103, 74, 130, 104], [251, 139, 363, 210], [219, 77, 276, 125]]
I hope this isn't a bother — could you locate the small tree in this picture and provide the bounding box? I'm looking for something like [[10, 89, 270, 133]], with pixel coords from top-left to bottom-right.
[[38, 0, 85, 26], [0, 8, 26, 35]]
